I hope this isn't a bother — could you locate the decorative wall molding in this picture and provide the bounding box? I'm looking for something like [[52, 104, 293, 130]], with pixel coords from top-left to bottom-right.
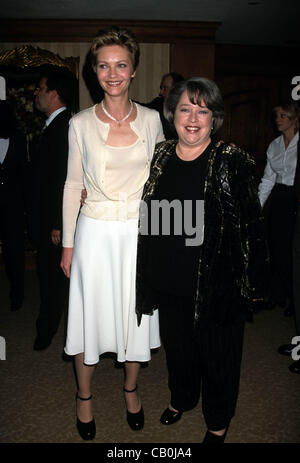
[[0, 19, 220, 107], [0, 45, 79, 77], [0, 19, 220, 43]]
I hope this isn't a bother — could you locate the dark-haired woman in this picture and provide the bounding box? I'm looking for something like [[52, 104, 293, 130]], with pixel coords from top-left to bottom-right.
[[136, 77, 269, 443]]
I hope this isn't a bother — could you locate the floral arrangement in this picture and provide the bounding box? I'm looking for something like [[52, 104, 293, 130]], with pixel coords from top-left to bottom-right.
[[7, 83, 44, 137]]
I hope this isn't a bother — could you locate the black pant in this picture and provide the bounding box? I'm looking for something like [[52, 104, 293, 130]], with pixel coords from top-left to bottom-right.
[[268, 184, 296, 305], [0, 199, 25, 307], [36, 239, 69, 342], [158, 292, 245, 431], [293, 203, 300, 335]]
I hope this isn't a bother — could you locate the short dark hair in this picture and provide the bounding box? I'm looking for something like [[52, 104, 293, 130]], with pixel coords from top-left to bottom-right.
[[161, 72, 184, 86], [0, 100, 16, 138], [90, 26, 140, 71], [164, 77, 225, 134], [39, 66, 77, 108]]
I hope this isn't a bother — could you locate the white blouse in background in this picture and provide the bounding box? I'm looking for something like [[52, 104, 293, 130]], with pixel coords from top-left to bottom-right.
[[258, 132, 299, 207]]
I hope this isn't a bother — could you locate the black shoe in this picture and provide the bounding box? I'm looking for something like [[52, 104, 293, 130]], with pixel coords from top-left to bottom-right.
[[123, 385, 144, 431], [33, 336, 52, 351], [289, 360, 300, 374], [160, 407, 182, 425], [278, 344, 294, 356], [202, 429, 227, 444], [76, 393, 96, 440]]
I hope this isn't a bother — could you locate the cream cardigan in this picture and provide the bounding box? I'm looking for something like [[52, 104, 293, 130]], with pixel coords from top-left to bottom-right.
[[62, 103, 164, 247]]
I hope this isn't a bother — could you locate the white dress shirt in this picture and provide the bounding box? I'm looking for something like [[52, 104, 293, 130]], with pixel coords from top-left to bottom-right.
[[0, 138, 9, 164], [45, 106, 66, 127], [258, 132, 299, 207]]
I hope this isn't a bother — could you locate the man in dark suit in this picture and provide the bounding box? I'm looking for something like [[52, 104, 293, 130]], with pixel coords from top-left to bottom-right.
[[30, 67, 76, 351], [145, 72, 184, 140], [0, 100, 27, 311]]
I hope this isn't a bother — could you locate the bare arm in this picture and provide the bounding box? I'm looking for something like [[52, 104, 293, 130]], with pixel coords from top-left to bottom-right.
[[60, 247, 73, 278]]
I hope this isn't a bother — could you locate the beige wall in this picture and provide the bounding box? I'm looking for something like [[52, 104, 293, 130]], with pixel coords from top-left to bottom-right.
[[130, 43, 169, 104], [1, 42, 169, 110]]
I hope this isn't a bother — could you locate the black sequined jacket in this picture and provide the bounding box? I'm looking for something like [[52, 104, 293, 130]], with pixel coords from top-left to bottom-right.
[[136, 139, 269, 328]]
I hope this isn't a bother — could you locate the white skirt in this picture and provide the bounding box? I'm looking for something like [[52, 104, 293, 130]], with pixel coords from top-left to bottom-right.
[[64, 214, 160, 365]]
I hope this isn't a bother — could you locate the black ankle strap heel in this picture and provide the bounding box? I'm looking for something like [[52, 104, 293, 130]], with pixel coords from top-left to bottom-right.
[[75, 393, 96, 440], [123, 385, 144, 431]]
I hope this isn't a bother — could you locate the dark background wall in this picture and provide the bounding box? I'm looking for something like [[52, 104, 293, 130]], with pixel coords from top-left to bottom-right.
[[1, 18, 299, 177]]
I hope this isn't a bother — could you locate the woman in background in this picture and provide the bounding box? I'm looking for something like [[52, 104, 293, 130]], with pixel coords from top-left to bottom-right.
[[258, 102, 300, 315]]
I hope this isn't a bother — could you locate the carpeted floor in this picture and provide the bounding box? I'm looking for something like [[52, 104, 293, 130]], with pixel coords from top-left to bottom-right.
[[0, 265, 300, 445]]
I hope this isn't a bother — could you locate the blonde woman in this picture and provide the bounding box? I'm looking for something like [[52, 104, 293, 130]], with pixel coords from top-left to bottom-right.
[[258, 102, 300, 313], [60, 26, 164, 440]]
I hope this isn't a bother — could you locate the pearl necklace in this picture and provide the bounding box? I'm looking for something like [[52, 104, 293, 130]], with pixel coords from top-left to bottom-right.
[[101, 99, 133, 126]]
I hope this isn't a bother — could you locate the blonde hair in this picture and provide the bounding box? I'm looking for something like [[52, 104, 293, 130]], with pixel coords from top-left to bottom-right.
[[274, 101, 300, 133], [90, 26, 140, 71]]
